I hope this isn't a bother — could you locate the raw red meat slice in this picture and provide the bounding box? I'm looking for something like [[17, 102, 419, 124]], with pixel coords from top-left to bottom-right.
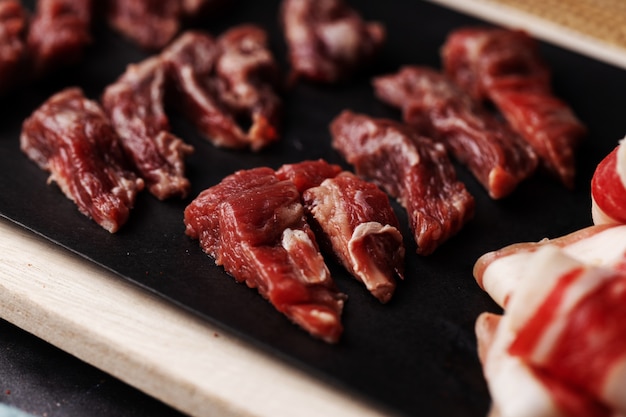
[[184, 167, 346, 343], [20, 87, 144, 233], [0, 0, 27, 93], [102, 56, 194, 200], [275, 159, 343, 193], [591, 139, 626, 225], [163, 28, 281, 151], [303, 170, 405, 303], [373, 66, 538, 199], [442, 27, 586, 188], [27, 0, 93, 76], [107, 0, 181, 50], [280, 0, 385, 83], [330, 110, 474, 255]]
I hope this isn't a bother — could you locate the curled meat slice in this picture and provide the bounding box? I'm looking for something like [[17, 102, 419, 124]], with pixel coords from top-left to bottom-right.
[[0, 0, 27, 93], [591, 139, 626, 225], [303, 170, 405, 303], [27, 0, 93, 76], [280, 0, 385, 83], [184, 167, 346, 343], [20, 87, 144, 233], [163, 28, 281, 151], [102, 56, 193, 200], [107, 0, 181, 50], [473, 224, 626, 308], [331, 110, 474, 255], [442, 27, 586, 188], [373, 66, 538, 199]]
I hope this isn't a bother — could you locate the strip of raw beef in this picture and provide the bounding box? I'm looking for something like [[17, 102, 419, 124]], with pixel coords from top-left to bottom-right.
[[303, 170, 405, 303], [102, 56, 193, 200], [275, 159, 343, 193], [184, 167, 346, 343], [373, 66, 538, 199], [475, 310, 612, 417], [27, 0, 93, 76], [474, 224, 626, 308], [163, 28, 281, 150], [280, 0, 385, 83], [442, 27, 586, 188], [107, 0, 180, 50], [591, 139, 626, 225], [0, 0, 27, 93], [330, 110, 474, 255], [20, 87, 144, 233]]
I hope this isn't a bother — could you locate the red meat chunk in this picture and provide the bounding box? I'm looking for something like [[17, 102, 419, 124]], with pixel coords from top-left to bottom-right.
[[20, 87, 144, 233], [163, 27, 281, 151], [102, 56, 194, 200], [442, 27, 586, 188], [331, 110, 475, 255], [303, 170, 405, 303], [280, 0, 385, 83], [184, 167, 346, 343], [27, 0, 93, 76], [373, 66, 538, 199], [275, 159, 343, 193], [0, 0, 28, 92]]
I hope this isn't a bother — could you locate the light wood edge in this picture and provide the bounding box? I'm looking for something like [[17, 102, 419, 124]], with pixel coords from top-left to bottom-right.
[[426, 0, 626, 70], [0, 218, 390, 417]]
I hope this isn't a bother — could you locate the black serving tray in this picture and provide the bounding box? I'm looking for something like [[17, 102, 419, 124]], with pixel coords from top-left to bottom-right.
[[1, 1, 625, 416]]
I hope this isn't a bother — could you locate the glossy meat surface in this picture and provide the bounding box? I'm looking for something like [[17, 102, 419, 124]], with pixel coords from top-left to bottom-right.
[[184, 167, 346, 343], [280, 0, 385, 83], [442, 27, 586, 188], [331, 110, 474, 255], [275, 159, 343, 193], [373, 66, 538, 199], [102, 56, 194, 200], [20, 87, 144, 233], [303, 171, 405, 303]]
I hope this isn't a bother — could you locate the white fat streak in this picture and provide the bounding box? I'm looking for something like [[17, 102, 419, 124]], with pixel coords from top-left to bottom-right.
[[281, 228, 331, 285], [361, 123, 421, 167], [562, 225, 626, 266], [616, 138, 626, 189]]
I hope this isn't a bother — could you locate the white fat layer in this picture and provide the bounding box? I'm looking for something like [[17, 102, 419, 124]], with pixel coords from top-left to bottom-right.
[[483, 313, 562, 417], [562, 225, 626, 266], [481, 251, 534, 308], [617, 138, 626, 188], [281, 228, 331, 285]]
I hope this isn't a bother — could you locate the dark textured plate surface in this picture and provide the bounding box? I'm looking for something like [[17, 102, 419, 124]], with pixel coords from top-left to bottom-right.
[[1, 1, 625, 416]]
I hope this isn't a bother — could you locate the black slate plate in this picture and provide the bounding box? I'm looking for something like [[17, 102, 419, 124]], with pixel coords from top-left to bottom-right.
[[1, 1, 625, 416]]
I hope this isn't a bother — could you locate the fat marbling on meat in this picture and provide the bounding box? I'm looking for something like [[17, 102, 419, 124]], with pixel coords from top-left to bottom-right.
[[331, 110, 475, 255], [20, 87, 144, 233], [373, 66, 538, 199], [184, 167, 346, 343]]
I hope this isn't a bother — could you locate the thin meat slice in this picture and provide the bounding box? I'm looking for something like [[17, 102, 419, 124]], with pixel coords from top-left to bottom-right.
[[184, 168, 346, 343], [107, 0, 181, 50], [20, 87, 144, 233], [163, 28, 281, 151], [442, 27, 586, 188], [373, 66, 538, 199], [0, 0, 27, 93], [280, 0, 385, 83], [27, 0, 93, 76], [591, 138, 626, 225], [303, 171, 405, 303], [102, 56, 194, 200], [331, 110, 474, 255]]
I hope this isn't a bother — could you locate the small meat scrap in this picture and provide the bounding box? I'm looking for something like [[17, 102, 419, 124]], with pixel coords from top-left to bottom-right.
[[280, 0, 385, 83], [102, 56, 194, 200], [373, 66, 538, 199], [107, 0, 181, 50], [442, 27, 587, 188], [331, 110, 474, 255], [0, 0, 28, 92], [163, 27, 281, 151], [20, 87, 144, 233], [27, 0, 93, 76], [303, 170, 405, 303], [591, 138, 626, 225], [184, 167, 346, 343]]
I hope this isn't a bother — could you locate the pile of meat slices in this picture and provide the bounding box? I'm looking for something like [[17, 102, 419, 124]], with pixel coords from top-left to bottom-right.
[[471, 140, 626, 415]]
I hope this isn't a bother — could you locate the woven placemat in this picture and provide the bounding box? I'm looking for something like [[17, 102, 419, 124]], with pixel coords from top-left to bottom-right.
[[430, 0, 626, 69]]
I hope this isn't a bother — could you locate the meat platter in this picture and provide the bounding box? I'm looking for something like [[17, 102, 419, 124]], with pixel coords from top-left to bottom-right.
[[1, 0, 625, 416]]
